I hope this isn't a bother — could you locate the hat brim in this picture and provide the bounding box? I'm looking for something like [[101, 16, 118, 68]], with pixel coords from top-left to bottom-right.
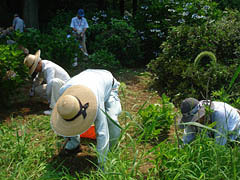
[[51, 85, 97, 137], [29, 50, 41, 75], [178, 103, 214, 129], [178, 106, 206, 129]]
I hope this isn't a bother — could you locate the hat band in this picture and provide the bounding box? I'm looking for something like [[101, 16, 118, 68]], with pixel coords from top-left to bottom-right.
[[64, 97, 89, 121], [31, 71, 38, 79]]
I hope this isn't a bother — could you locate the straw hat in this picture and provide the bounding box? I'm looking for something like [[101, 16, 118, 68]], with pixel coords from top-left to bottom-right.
[[51, 85, 97, 137], [23, 50, 41, 75], [178, 98, 214, 129]]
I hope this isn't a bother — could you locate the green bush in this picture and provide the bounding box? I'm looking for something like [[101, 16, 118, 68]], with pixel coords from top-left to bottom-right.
[[12, 28, 80, 68], [40, 28, 80, 67], [88, 18, 143, 67], [0, 44, 28, 106], [134, 0, 222, 63], [148, 10, 240, 103], [214, 0, 240, 10], [88, 49, 121, 72], [138, 94, 175, 143]]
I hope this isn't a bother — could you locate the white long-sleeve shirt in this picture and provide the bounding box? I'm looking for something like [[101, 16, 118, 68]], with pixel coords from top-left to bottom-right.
[[183, 101, 240, 145], [70, 16, 89, 33], [59, 69, 121, 163], [33, 60, 70, 98]]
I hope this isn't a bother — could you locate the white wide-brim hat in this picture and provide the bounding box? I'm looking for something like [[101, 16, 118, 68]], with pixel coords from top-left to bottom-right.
[[23, 50, 41, 75], [51, 85, 97, 137]]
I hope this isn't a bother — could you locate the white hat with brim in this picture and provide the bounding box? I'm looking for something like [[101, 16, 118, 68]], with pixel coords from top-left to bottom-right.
[[23, 50, 41, 75], [51, 85, 97, 137]]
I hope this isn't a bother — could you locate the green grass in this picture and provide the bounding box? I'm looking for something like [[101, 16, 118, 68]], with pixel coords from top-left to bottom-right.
[[1, 110, 240, 179], [1, 69, 240, 179], [0, 115, 63, 179]]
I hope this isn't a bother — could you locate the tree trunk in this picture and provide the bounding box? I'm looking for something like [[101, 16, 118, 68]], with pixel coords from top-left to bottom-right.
[[132, 0, 137, 16], [120, 0, 124, 16], [23, 0, 39, 28], [98, 0, 105, 10]]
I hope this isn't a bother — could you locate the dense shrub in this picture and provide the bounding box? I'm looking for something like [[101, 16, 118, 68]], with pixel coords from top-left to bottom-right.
[[134, 0, 222, 63], [148, 10, 240, 103], [12, 28, 80, 68], [41, 28, 80, 67], [0, 44, 28, 106], [137, 94, 175, 143], [214, 0, 240, 10], [88, 49, 121, 72], [88, 18, 143, 67]]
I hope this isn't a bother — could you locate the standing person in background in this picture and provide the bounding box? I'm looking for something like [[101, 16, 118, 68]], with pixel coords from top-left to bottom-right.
[[24, 50, 70, 115], [70, 9, 89, 67], [12, 13, 25, 33]]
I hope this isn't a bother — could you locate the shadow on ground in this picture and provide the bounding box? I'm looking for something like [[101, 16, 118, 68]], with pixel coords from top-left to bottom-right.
[[0, 98, 49, 122], [42, 142, 98, 178]]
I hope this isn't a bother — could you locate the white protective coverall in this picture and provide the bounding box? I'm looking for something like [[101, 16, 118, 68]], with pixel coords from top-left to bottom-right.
[[59, 69, 122, 163]]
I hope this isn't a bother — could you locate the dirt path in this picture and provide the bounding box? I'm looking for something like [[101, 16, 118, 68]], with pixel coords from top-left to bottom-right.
[[117, 69, 161, 113]]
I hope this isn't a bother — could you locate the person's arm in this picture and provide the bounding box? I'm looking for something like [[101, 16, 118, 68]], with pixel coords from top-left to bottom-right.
[[215, 126, 227, 145], [32, 73, 44, 88], [80, 28, 87, 37], [30, 73, 43, 96], [94, 101, 110, 165], [45, 68, 55, 99], [81, 19, 89, 37], [72, 27, 77, 32], [70, 18, 77, 32], [182, 126, 197, 144]]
